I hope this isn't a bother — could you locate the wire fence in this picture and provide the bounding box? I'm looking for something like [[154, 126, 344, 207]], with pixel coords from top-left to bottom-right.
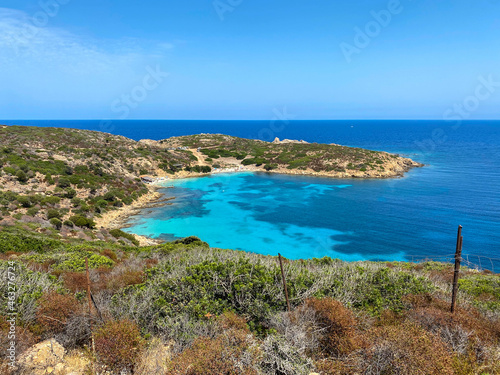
[[408, 253, 500, 274], [368, 253, 500, 273]]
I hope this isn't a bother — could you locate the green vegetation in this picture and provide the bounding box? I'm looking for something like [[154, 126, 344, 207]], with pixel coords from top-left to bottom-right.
[[0, 219, 498, 374], [109, 228, 140, 246], [165, 133, 420, 175], [0, 125, 492, 374], [0, 228, 498, 374]]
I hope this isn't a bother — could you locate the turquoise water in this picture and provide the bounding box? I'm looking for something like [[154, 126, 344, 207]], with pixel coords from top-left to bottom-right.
[[125, 172, 410, 261], [5, 120, 499, 266]]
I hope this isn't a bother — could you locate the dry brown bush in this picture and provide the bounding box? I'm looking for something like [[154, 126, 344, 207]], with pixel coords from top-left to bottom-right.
[[167, 330, 258, 375], [218, 311, 250, 333], [100, 248, 118, 262], [0, 315, 38, 360], [404, 294, 500, 346], [35, 291, 81, 336], [61, 271, 87, 292], [364, 322, 454, 375], [106, 269, 145, 291], [94, 319, 144, 373], [304, 298, 363, 357]]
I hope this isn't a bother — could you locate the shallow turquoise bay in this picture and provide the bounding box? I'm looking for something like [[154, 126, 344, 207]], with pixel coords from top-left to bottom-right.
[[125, 172, 412, 261]]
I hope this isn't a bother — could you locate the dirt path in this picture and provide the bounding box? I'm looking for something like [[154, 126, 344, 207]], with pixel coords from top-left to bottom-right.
[[189, 148, 208, 166]]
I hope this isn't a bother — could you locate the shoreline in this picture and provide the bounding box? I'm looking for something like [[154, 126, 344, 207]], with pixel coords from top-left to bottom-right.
[[94, 188, 166, 246], [99, 163, 423, 246]]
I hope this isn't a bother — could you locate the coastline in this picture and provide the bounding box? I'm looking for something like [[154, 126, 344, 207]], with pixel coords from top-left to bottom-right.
[[94, 188, 165, 246], [103, 160, 423, 246]]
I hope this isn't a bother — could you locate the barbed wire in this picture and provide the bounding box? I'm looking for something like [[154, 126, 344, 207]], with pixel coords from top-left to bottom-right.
[[368, 253, 500, 273], [410, 253, 500, 273]]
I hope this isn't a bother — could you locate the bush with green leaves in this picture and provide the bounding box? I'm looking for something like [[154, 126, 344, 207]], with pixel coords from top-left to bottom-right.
[[57, 177, 71, 188], [50, 218, 63, 230], [16, 170, 28, 182], [42, 196, 61, 206], [0, 230, 61, 253], [3, 166, 17, 175], [109, 229, 139, 246], [113, 248, 433, 336], [63, 220, 74, 227], [47, 209, 61, 220], [16, 196, 32, 208], [64, 188, 77, 199], [27, 207, 39, 217], [69, 215, 95, 229]]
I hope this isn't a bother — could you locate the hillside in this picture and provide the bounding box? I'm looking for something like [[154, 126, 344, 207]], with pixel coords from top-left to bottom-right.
[[158, 133, 422, 178], [0, 228, 498, 374]]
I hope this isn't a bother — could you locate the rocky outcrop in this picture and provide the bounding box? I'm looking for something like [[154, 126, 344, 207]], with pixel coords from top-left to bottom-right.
[[15, 339, 89, 375], [272, 137, 309, 144]]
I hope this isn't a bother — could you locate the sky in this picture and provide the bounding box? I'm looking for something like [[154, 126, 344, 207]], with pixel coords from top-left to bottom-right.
[[0, 0, 499, 120]]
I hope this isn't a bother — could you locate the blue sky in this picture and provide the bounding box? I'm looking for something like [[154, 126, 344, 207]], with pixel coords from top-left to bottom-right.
[[1, 0, 499, 120]]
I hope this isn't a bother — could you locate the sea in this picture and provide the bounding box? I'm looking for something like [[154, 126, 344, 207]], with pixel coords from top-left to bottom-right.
[[3, 120, 499, 270]]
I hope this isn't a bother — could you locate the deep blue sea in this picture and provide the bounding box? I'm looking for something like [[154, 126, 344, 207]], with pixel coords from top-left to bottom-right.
[[3, 120, 499, 269]]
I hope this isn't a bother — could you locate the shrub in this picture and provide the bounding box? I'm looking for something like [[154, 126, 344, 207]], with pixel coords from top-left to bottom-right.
[[259, 334, 314, 375], [71, 197, 84, 207], [3, 166, 17, 175], [36, 291, 80, 335], [94, 319, 144, 373], [57, 177, 71, 188], [50, 218, 62, 230], [62, 272, 87, 293], [42, 196, 61, 205], [363, 322, 454, 375], [107, 269, 145, 291], [27, 207, 39, 217], [64, 188, 77, 199], [109, 229, 139, 246], [17, 196, 32, 208], [63, 220, 74, 227], [96, 199, 108, 209], [47, 209, 61, 220], [168, 330, 258, 375], [69, 215, 95, 229], [304, 298, 361, 357], [103, 191, 116, 201], [16, 170, 28, 182]]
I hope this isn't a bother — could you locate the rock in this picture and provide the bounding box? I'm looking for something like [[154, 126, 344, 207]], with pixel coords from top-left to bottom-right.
[[17, 339, 65, 375], [0, 217, 17, 226], [16, 340, 90, 375]]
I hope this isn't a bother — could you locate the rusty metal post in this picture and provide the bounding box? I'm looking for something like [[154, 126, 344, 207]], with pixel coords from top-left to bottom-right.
[[278, 253, 291, 312], [86, 258, 96, 374], [451, 226, 463, 313]]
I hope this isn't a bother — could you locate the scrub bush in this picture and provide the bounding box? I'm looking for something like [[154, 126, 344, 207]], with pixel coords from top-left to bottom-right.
[[94, 319, 144, 373]]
